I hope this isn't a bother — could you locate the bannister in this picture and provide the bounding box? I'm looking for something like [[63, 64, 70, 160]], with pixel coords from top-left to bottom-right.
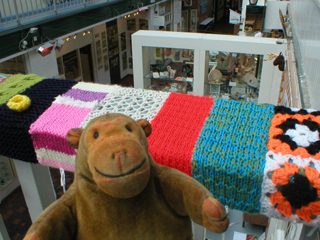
[[0, 0, 120, 32]]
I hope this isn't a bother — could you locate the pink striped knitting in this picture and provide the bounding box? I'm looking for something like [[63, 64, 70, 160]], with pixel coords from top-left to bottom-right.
[[29, 83, 120, 171]]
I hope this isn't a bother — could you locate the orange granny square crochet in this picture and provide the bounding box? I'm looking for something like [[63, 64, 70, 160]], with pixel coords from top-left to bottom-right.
[[268, 106, 320, 160]]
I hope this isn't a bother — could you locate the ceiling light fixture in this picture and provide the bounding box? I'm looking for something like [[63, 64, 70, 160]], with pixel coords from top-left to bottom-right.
[[139, 7, 149, 12], [55, 39, 65, 52], [37, 44, 54, 57]]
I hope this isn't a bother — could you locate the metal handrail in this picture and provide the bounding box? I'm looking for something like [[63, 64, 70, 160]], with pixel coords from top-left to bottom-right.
[[12, 0, 21, 25], [0, 0, 117, 32]]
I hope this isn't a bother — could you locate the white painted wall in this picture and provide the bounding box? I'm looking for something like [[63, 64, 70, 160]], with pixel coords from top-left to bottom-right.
[[149, 5, 164, 30], [117, 10, 150, 79], [150, 0, 172, 30], [117, 17, 130, 79], [55, 28, 100, 82], [173, 0, 182, 24], [264, 1, 288, 30], [24, 23, 112, 84], [25, 49, 59, 78], [56, 32, 92, 59], [91, 24, 111, 85]]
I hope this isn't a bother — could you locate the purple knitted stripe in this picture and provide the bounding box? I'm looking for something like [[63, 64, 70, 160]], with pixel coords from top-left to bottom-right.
[[63, 88, 107, 102]]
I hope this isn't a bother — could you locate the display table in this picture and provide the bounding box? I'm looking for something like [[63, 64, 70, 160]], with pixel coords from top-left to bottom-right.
[[0, 74, 320, 231]]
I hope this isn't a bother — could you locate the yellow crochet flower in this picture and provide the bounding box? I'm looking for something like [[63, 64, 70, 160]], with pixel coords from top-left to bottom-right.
[[7, 94, 31, 112]]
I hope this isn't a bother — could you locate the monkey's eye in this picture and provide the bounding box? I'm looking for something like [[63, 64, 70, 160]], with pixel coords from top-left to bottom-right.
[[125, 125, 132, 132], [93, 132, 99, 139]]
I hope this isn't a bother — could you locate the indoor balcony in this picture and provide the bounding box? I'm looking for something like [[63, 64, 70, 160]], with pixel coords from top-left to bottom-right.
[[0, 0, 125, 33]]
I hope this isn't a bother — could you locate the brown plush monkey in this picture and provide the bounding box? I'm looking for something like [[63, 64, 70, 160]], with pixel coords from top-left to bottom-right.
[[24, 113, 229, 240]]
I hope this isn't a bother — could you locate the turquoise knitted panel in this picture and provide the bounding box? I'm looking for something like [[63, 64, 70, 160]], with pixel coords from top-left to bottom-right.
[[192, 99, 274, 213]]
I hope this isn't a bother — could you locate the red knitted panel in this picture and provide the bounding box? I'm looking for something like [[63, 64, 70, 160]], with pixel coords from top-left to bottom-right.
[[148, 93, 214, 176]]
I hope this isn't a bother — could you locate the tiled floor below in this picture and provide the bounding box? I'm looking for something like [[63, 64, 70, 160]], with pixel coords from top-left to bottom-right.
[[0, 168, 74, 240], [0, 187, 32, 240]]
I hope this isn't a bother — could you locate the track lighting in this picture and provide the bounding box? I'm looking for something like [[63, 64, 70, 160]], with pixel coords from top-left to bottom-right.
[[139, 7, 148, 12], [37, 45, 54, 57], [55, 39, 65, 52]]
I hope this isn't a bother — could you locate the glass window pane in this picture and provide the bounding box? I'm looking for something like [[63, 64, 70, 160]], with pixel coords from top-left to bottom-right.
[[205, 50, 262, 103], [144, 47, 194, 94]]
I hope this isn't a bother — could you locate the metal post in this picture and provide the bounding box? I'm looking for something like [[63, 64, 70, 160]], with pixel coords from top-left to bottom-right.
[[12, 0, 21, 25], [0, 216, 10, 240], [1, 0, 8, 24], [193, 223, 206, 240], [53, 0, 58, 15], [13, 160, 56, 223]]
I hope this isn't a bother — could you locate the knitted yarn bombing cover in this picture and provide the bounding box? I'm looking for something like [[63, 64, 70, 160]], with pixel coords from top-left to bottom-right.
[[148, 93, 214, 176], [261, 152, 320, 225], [80, 87, 170, 128], [268, 106, 320, 159], [0, 78, 76, 163], [0, 74, 45, 106], [29, 82, 120, 171], [192, 98, 274, 213], [262, 106, 320, 225]]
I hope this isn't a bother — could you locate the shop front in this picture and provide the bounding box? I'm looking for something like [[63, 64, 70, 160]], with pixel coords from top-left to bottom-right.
[[132, 30, 286, 105]]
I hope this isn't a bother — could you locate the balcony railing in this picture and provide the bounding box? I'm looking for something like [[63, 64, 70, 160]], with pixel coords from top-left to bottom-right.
[[0, 0, 120, 32]]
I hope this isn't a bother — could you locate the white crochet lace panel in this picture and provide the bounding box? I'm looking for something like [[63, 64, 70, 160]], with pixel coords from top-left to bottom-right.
[[81, 87, 170, 128]]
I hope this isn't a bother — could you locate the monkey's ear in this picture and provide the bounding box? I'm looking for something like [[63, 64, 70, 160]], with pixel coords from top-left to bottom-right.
[[137, 119, 152, 137], [66, 128, 83, 149]]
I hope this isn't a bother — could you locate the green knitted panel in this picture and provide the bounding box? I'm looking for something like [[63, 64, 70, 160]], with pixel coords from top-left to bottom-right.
[[0, 74, 45, 106]]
